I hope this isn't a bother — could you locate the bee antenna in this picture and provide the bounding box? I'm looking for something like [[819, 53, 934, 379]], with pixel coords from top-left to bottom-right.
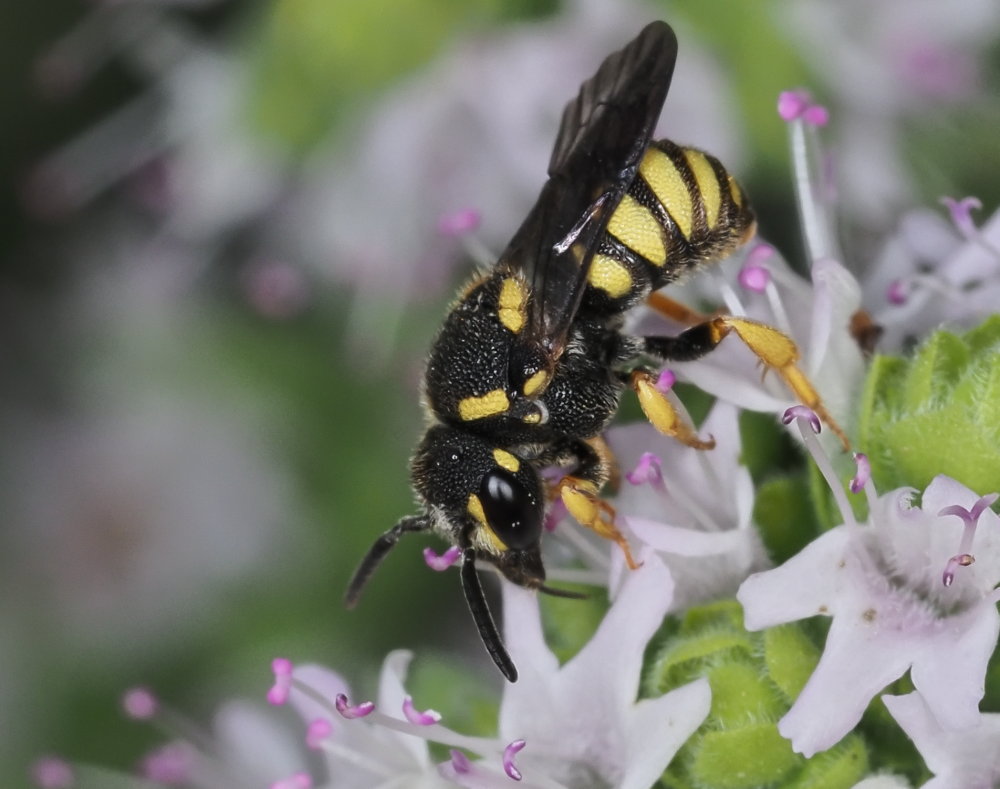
[[344, 515, 430, 608], [460, 548, 518, 682], [537, 584, 589, 600]]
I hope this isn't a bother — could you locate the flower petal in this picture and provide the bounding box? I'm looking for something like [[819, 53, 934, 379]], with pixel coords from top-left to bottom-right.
[[883, 691, 1000, 787], [778, 616, 915, 757], [911, 600, 999, 731], [626, 517, 754, 556], [738, 528, 850, 630], [378, 650, 432, 767], [619, 678, 711, 789]]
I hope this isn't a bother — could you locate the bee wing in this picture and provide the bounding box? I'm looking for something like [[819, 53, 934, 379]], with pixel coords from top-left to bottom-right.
[[499, 21, 678, 363]]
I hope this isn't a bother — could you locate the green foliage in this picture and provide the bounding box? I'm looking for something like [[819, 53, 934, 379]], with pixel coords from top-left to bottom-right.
[[538, 583, 611, 663], [648, 601, 870, 789], [753, 474, 817, 563], [243, 0, 560, 152], [859, 315, 1000, 495]]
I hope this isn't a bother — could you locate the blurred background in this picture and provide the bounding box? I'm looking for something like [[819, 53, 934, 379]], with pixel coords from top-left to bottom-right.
[[3, 0, 999, 782]]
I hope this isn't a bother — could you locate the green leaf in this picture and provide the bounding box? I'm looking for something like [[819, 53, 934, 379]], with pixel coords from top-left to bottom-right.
[[753, 474, 817, 562]]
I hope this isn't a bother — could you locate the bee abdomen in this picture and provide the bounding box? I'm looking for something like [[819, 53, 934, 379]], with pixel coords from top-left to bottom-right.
[[584, 139, 755, 313]]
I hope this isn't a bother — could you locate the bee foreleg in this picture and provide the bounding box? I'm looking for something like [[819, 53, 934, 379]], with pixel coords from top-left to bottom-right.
[[344, 515, 431, 608], [546, 438, 641, 570]]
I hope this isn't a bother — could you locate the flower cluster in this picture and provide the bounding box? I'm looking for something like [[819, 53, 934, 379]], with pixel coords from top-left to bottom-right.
[[26, 11, 1000, 789]]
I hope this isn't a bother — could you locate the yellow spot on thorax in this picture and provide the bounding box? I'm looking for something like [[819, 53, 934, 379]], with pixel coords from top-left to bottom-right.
[[683, 149, 721, 229], [587, 253, 634, 298], [606, 194, 666, 266], [522, 370, 549, 397], [639, 146, 693, 239], [493, 449, 520, 473], [458, 389, 510, 421], [498, 277, 527, 333]]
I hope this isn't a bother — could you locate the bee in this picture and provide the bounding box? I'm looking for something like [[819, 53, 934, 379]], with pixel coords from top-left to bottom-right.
[[346, 21, 843, 682]]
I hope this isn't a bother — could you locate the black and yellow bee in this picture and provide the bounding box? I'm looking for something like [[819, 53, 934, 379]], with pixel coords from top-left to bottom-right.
[[346, 21, 842, 682]]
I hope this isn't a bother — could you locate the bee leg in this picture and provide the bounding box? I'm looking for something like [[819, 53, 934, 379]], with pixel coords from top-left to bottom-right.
[[344, 515, 431, 608], [460, 547, 518, 682], [551, 439, 641, 570], [642, 317, 850, 450], [628, 367, 716, 449], [646, 291, 715, 325]]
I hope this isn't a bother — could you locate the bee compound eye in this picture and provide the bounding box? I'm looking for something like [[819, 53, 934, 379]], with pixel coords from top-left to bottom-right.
[[478, 467, 541, 551]]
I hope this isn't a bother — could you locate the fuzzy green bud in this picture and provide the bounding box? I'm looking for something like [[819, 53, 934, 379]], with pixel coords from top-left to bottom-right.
[[648, 600, 870, 789], [858, 315, 1000, 494]]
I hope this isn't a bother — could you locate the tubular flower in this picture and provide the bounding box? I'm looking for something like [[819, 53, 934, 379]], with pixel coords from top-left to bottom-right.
[[738, 408, 1000, 757], [604, 401, 768, 610]]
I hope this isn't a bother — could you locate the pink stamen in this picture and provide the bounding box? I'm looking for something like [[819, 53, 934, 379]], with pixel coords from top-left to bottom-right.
[[437, 208, 482, 237], [402, 695, 441, 726], [850, 453, 871, 494], [781, 405, 821, 435], [777, 90, 809, 121], [777, 89, 828, 126], [450, 749, 472, 774], [738, 263, 770, 293], [306, 718, 333, 749], [655, 369, 676, 392], [122, 686, 159, 720], [886, 279, 908, 305], [503, 739, 526, 781], [30, 756, 74, 789], [335, 693, 375, 719], [942, 554, 976, 588], [939, 493, 999, 586], [626, 452, 664, 486], [423, 545, 462, 572], [140, 741, 195, 784], [801, 104, 830, 127], [270, 772, 312, 789], [784, 405, 860, 531], [267, 658, 294, 706], [745, 243, 775, 267], [940, 196, 982, 238]]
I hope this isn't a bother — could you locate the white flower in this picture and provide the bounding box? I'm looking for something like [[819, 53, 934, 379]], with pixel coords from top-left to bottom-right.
[[266, 556, 708, 789], [738, 415, 1000, 758], [604, 401, 768, 610], [32, 6, 283, 237], [863, 202, 1000, 351], [650, 248, 862, 438], [778, 0, 1000, 224], [4, 392, 289, 652], [477, 551, 711, 789], [285, 654, 455, 788], [883, 691, 1000, 789]]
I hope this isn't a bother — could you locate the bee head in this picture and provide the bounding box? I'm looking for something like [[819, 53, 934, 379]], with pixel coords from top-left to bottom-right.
[[411, 425, 545, 586]]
